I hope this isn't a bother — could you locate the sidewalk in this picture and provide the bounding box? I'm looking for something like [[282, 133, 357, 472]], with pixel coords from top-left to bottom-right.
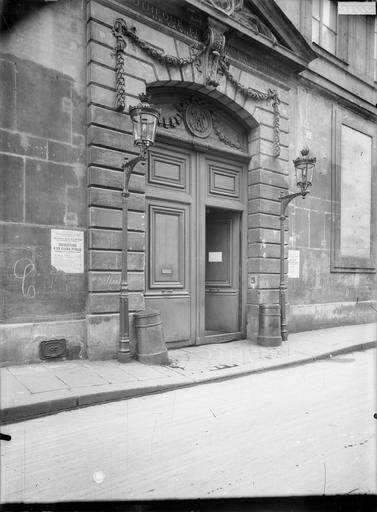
[[1, 322, 376, 425]]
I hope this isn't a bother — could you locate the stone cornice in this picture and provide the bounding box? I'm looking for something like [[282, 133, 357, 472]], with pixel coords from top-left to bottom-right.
[[299, 70, 377, 120], [184, 0, 317, 73]]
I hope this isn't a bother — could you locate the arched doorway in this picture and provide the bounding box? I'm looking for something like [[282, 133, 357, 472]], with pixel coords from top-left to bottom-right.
[[145, 87, 255, 348]]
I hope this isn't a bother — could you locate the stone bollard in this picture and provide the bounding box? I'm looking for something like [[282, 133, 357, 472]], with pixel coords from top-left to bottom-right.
[[257, 303, 282, 347], [134, 310, 169, 365]]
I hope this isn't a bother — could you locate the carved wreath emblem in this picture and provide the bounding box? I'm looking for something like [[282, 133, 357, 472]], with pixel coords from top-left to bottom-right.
[[209, 0, 243, 16], [184, 103, 213, 138]]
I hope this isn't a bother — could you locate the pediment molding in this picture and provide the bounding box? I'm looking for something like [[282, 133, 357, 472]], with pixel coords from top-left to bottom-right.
[[185, 0, 317, 71]]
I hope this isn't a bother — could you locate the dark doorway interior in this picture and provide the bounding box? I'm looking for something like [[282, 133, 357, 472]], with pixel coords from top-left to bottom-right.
[[205, 207, 241, 340]]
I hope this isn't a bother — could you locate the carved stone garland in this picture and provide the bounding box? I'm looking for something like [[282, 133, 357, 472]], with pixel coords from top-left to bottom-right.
[[113, 19, 128, 112], [112, 17, 281, 156], [219, 58, 280, 156]]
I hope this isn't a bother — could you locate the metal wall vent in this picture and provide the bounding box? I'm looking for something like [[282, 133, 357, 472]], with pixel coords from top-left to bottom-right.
[[39, 339, 67, 360]]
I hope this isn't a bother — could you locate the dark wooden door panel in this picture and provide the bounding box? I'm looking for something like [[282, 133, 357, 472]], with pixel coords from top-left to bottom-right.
[[149, 204, 185, 289], [145, 295, 191, 346]]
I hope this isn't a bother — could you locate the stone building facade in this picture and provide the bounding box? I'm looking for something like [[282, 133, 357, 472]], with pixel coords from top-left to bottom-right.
[[0, 0, 376, 365]]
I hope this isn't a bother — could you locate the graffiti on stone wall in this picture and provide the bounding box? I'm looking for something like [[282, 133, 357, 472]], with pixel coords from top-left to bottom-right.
[[0, 245, 86, 322]]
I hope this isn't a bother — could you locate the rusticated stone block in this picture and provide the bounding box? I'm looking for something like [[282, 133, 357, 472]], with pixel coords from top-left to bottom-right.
[[0, 154, 24, 222], [89, 229, 145, 252], [89, 229, 122, 250], [89, 188, 122, 209], [248, 228, 281, 244], [88, 293, 118, 313], [129, 292, 144, 311], [249, 183, 286, 201], [89, 207, 122, 229], [88, 126, 134, 152], [248, 168, 288, 188], [89, 250, 121, 271], [247, 304, 259, 341], [128, 193, 145, 212], [0, 60, 16, 129], [88, 272, 121, 292], [128, 252, 145, 272], [129, 211, 145, 231], [248, 243, 286, 259], [129, 272, 145, 291], [88, 188, 145, 212], [248, 198, 280, 216], [248, 273, 281, 290], [87, 290, 143, 317], [89, 146, 135, 170], [88, 272, 143, 293], [248, 213, 281, 230], [128, 232, 146, 251], [248, 258, 285, 274], [88, 105, 132, 133], [88, 167, 146, 194], [86, 314, 119, 361], [247, 288, 280, 305]]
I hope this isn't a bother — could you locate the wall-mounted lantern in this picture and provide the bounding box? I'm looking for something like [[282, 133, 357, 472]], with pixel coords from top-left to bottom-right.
[[279, 148, 316, 341], [118, 94, 160, 363]]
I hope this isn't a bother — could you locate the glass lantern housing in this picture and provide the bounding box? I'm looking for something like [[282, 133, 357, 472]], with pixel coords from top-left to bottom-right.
[[129, 94, 160, 148], [293, 147, 316, 194]]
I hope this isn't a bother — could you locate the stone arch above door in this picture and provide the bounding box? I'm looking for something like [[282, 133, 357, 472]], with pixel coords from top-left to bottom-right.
[[147, 84, 258, 154], [111, 13, 282, 157]]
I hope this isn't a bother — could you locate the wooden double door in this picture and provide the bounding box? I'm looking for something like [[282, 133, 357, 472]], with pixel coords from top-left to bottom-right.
[[145, 142, 247, 347]]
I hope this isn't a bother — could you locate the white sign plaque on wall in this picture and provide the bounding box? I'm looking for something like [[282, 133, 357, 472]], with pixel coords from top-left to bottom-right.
[[51, 229, 84, 273], [288, 250, 300, 278], [208, 252, 222, 262]]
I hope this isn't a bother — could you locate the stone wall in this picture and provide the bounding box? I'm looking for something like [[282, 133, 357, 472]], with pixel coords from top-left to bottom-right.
[[287, 85, 377, 331], [0, 0, 87, 364]]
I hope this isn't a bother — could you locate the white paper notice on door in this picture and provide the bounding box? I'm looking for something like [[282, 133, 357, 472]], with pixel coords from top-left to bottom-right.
[[208, 252, 222, 262], [288, 249, 300, 278], [51, 229, 84, 273]]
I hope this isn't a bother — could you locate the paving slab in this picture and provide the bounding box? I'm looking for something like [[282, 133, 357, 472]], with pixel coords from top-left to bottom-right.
[[0, 369, 33, 407], [83, 364, 137, 384], [7, 366, 68, 393], [118, 362, 172, 380], [51, 367, 108, 388]]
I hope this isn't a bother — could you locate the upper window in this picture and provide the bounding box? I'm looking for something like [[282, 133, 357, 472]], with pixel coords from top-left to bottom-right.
[[312, 0, 338, 54]]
